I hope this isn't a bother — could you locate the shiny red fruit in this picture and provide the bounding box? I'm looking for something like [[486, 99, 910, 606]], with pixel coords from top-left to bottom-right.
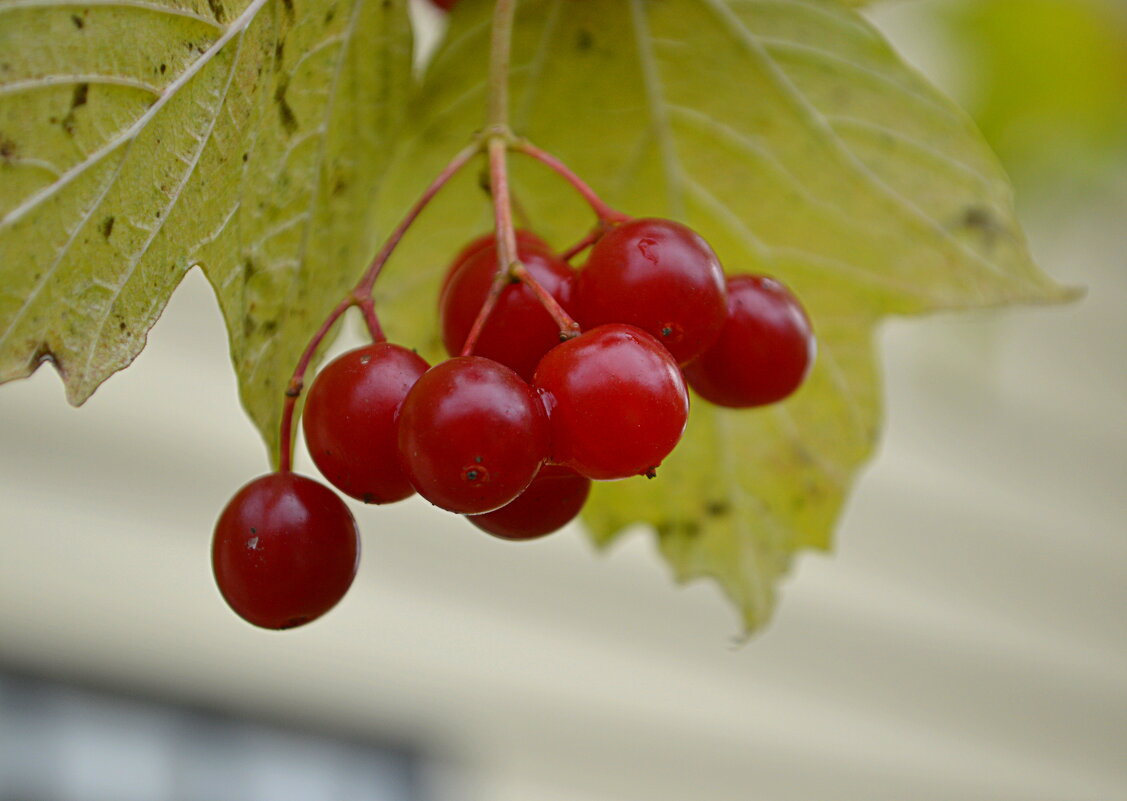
[[467, 465, 591, 541], [302, 343, 429, 504], [574, 218, 727, 364], [533, 324, 689, 480], [398, 356, 550, 514], [439, 230, 553, 299], [440, 237, 574, 382], [212, 472, 360, 630], [683, 275, 815, 407]]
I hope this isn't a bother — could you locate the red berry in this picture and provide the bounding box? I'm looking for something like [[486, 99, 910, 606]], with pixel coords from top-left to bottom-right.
[[440, 237, 574, 382], [398, 356, 550, 514], [212, 472, 360, 630], [467, 465, 590, 541], [683, 275, 815, 407], [302, 343, 429, 504], [439, 230, 553, 299], [533, 324, 689, 480], [427, 0, 459, 10], [574, 218, 727, 364]]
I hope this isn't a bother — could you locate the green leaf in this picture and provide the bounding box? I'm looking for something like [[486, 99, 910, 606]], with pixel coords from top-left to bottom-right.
[[374, 0, 1073, 631], [0, 0, 412, 461]]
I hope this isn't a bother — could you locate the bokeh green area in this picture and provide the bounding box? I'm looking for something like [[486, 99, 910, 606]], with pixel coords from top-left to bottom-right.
[[931, 0, 1127, 193]]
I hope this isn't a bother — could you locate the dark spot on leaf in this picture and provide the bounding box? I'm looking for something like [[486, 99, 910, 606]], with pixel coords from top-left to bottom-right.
[[243, 257, 258, 280], [324, 6, 336, 24], [957, 204, 1004, 250], [961, 205, 993, 229], [0, 136, 15, 161], [274, 77, 298, 135], [159, 63, 167, 74], [576, 29, 593, 51], [274, 37, 285, 68], [118, 320, 126, 332], [60, 84, 89, 134], [71, 14, 84, 29], [242, 152, 248, 162], [99, 216, 114, 238], [331, 175, 347, 195], [281, 0, 294, 19], [206, 0, 226, 23], [705, 500, 730, 517], [262, 319, 277, 334]]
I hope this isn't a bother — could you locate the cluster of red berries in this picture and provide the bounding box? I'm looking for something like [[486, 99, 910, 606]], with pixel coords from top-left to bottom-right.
[[212, 217, 814, 629]]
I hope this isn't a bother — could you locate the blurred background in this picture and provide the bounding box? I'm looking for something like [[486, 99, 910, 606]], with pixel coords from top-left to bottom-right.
[[1, 1, 1125, 799]]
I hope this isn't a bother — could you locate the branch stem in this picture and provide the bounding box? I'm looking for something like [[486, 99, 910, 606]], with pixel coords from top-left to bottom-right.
[[275, 140, 481, 470], [512, 139, 631, 224]]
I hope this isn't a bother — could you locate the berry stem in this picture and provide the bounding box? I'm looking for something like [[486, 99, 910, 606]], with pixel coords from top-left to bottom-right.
[[512, 139, 631, 225], [487, 0, 516, 131], [461, 0, 579, 356], [354, 140, 482, 298], [274, 140, 480, 471], [560, 225, 604, 262], [278, 296, 353, 474], [356, 297, 384, 343]]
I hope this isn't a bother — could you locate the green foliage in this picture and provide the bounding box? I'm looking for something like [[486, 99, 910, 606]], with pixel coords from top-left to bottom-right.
[[0, 0, 1071, 631], [0, 0, 412, 459]]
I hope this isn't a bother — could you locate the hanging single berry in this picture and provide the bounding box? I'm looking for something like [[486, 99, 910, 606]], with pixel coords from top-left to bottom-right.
[[440, 235, 575, 382], [534, 324, 689, 480], [302, 342, 430, 504], [398, 356, 550, 514], [212, 472, 360, 630], [683, 274, 815, 407], [573, 218, 728, 364], [467, 464, 591, 540]]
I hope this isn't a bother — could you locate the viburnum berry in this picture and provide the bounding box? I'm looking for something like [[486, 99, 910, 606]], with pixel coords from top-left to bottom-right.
[[440, 235, 574, 382], [212, 472, 360, 630], [467, 465, 591, 541], [683, 274, 815, 407], [398, 356, 550, 514], [574, 218, 728, 364], [302, 342, 429, 504], [533, 323, 689, 481], [439, 230, 553, 299]]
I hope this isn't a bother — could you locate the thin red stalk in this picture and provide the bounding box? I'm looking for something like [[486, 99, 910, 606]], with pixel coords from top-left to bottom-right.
[[355, 140, 481, 297], [277, 296, 353, 473], [275, 140, 480, 470], [560, 226, 603, 262], [461, 138, 515, 356], [462, 138, 581, 357], [512, 140, 630, 225], [512, 262, 579, 339], [357, 297, 384, 342]]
